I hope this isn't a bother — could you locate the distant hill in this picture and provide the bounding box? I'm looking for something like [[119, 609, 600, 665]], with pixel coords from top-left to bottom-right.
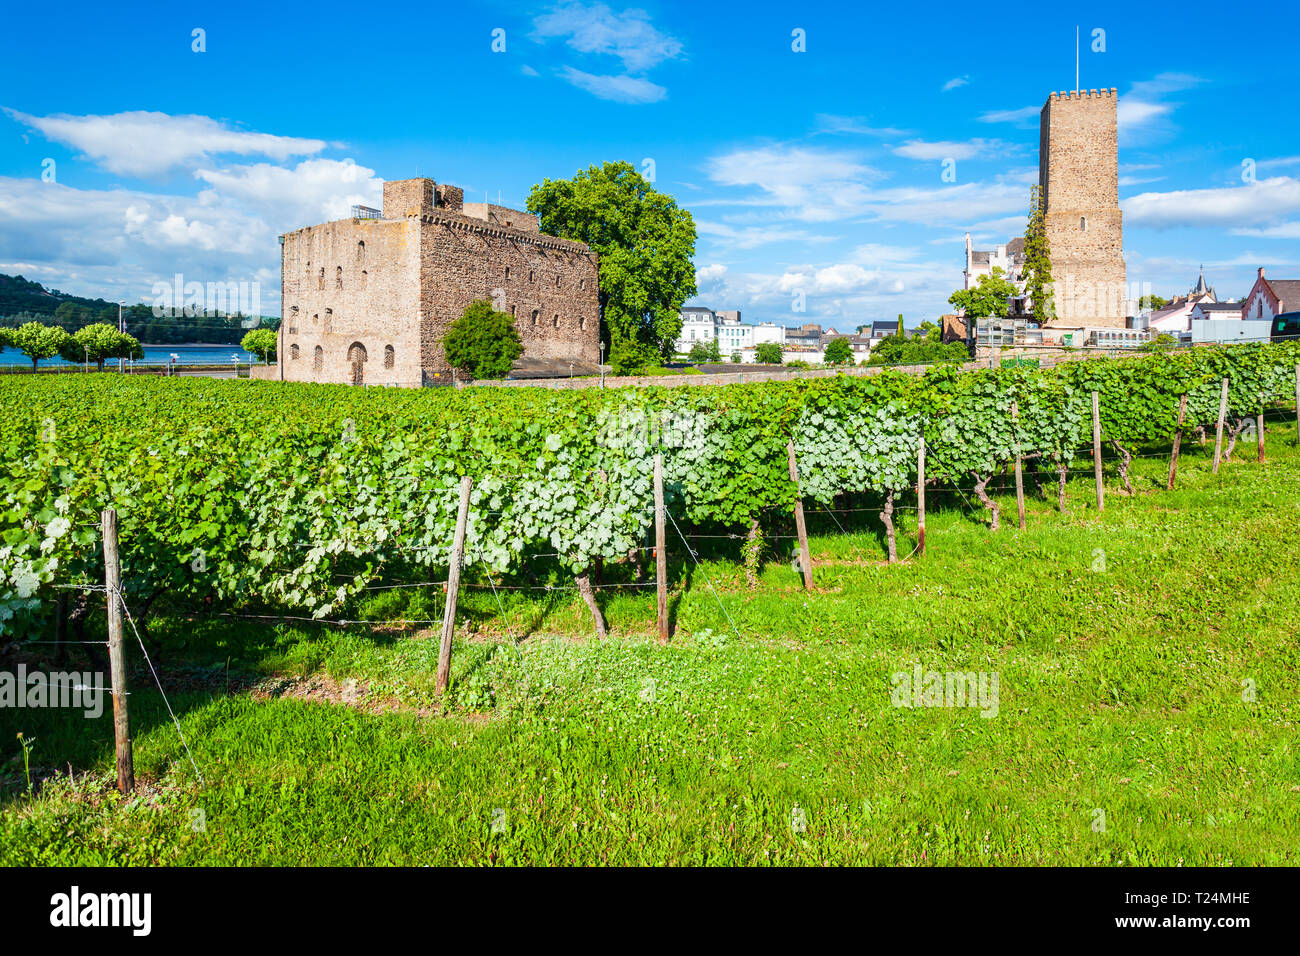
[[0, 273, 115, 317], [0, 273, 279, 344]]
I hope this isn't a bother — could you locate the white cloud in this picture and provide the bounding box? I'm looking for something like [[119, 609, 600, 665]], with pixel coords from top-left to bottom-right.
[[533, 1, 683, 72], [557, 66, 666, 103], [942, 76, 969, 92], [1117, 73, 1202, 143], [195, 158, 383, 232], [4, 108, 326, 178], [696, 220, 834, 249], [811, 114, 908, 138], [892, 138, 1009, 161], [1124, 177, 1300, 229], [977, 106, 1038, 124]]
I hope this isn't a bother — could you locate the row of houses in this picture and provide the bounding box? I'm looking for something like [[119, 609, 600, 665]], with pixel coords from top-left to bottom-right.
[[675, 309, 908, 363], [1146, 267, 1300, 344]]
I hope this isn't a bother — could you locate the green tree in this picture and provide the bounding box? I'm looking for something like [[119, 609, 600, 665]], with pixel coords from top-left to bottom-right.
[[754, 342, 783, 364], [527, 161, 697, 374], [1139, 293, 1170, 311], [1021, 185, 1055, 320], [241, 328, 278, 364], [11, 322, 71, 372], [823, 337, 854, 365], [948, 268, 1018, 319], [896, 314, 904, 337], [687, 339, 721, 363], [443, 299, 524, 380], [868, 335, 970, 367], [59, 323, 142, 370]]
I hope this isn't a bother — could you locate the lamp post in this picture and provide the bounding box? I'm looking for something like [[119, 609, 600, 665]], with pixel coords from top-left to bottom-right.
[[117, 301, 125, 373]]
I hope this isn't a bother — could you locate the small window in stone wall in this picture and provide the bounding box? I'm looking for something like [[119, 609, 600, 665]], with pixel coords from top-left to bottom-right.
[[357, 240, 365, 264], [318, 268, 325, 290], [529, 270, 535, 283], [579, 279, 585, 290], [336, 266, 343, 289], [290, 344, 300, 360], [313, 346, 323, 372], [361, 270, 368, 289], [553, 314, 559, 328], [579, 316, 586, 331], [531, 310, 539, 326], [1080, 216, 1087, 231], [384, 345, 395, 369], [555, 275, 561, 287], [505, 266, 511, 280]]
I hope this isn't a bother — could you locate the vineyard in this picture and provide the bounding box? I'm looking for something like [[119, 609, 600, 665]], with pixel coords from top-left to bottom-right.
[[2, 341, 1300, 864], [2, 342, 1298, 643]]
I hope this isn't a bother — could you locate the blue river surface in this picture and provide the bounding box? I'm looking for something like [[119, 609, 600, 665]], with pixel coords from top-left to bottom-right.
[[1, 344, 262, 367]]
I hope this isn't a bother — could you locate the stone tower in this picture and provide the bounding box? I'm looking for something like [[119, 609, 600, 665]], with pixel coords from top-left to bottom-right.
[[1039, 89, 1127, 328]]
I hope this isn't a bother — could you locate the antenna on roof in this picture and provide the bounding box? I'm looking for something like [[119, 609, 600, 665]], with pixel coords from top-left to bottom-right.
[[1075, 25, 1079, 93]]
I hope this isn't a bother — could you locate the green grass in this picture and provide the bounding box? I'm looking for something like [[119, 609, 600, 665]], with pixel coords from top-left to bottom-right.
[[3, 422, 1299, 865]]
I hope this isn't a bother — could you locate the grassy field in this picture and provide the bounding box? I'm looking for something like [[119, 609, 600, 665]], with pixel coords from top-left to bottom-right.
[[2, 418, 1298, 865]]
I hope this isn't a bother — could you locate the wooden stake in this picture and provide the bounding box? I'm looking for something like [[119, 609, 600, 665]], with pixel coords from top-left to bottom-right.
[[1294, 364, 1299, 444], [1012, 401, 1026, 531], [1212, 377, 1229, 474], [435, 475, 472, 695], [787, 441, 813, 589], [1167, 393, 1187, 491], [654, 453, 668, 644], [102, 508, 133, 795], [1257, 408, 1265, 463], [916, 437, 926, 557], [1091, 391, 1104, 512]]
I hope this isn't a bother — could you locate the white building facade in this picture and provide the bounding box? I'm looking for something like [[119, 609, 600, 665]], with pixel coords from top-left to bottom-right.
[[675, 309, 787, 362]]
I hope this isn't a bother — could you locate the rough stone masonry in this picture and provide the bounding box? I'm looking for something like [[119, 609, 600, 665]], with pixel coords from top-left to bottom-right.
[[275, 178, 601, 386], [1039, 89, 1127, 328]]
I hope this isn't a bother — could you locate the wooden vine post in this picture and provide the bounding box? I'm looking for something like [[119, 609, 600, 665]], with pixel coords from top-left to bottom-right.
[[787, 441, 814, 590], [653, 453, 669, 644], [916, 437, 926, 557], [1257, 404, 1266, 463], [1212, 377, 1229, 474], [1091, 391, 1104, 512], [102, 508, 134, 795], [1012, 401, 1026, 531], [1168, 393, 1188, 491], [1294, 364, 1300, 444], [435, 475, 473, 696]]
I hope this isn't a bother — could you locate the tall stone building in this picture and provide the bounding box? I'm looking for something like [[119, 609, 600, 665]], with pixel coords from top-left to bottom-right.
[[274, 178, 600, 386], [1039, 89, 1128, 328]]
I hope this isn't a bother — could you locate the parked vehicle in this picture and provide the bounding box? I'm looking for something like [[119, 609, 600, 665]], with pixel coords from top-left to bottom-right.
[[1271, 311, 1300, 342]]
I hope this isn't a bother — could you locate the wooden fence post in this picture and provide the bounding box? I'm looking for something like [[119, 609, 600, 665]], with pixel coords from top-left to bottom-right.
[[916, 437, 926, 557], [1294, 364, 1299, 444], [435, 475, 473, 696], [654, 453, 668, 644], [1012, 401, 1026, 531], [1257, 405, 1266, 463], [102, 508, 133, 795], [1168, 393, 1187, 491], [1091, 391, 1104, 512], [1212, 377, 1229, 474], [787, 441, 814, 590]]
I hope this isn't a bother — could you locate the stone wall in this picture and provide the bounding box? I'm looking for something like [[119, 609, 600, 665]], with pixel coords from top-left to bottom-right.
[[1040, 89, 1127, 328], [277, 178, 600, 387]]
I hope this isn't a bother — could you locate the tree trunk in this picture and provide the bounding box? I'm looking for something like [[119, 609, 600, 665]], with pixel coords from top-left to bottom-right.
[[1056, 461, 1068, 512], [1223, 418, 1251, 463], [879, 489, 898, 563], [973, 475, 1000, 530], [575, 569, 607, 640], [1110, 441, 1134, 495]]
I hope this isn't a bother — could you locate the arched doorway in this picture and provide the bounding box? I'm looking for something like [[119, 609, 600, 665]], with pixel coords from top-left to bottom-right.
[[348, 342, 368, 385]]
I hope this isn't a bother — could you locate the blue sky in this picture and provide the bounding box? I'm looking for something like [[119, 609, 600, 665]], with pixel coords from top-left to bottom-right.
[[2, 0, 1298, 325]]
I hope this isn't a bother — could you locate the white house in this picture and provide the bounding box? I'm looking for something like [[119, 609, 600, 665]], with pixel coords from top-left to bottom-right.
[[675, 309, 787, 361]]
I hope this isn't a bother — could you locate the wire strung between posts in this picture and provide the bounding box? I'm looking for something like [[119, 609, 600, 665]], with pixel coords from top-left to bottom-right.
[[112, 586, 205, 787], [664, 505, 743, 645], [468, 542, 519, 650]]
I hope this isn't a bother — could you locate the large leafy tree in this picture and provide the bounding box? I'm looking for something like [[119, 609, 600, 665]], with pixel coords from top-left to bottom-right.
[[527, 161, 697, 374], [1021, 185, 1055, 321], [11, 322, 71, 372], [59, 322, 142, 370], [443, 299, 524, 380], [948, 268, 1018, 319], [823, 337, 854, 365], [754, 342, 783, 364]]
